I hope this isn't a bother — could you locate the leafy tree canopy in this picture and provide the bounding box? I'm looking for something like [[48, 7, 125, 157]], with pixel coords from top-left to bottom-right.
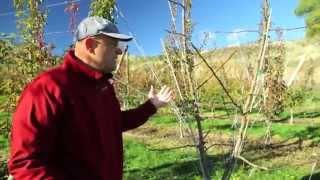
[[89, 0, 116, 23], [295, 0, 320, 37]]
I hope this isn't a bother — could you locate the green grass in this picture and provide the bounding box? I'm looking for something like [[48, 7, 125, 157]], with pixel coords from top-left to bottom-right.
[[123, 138, 314, 180], [150, 114, 177, 125], [0, 135, 9, 156], [227, 167, 310, 180], [0, 112, 9, 120], [124, 137, 201, 180], [0, 96, 5, 103], [150, 113, 320, 142], [0, 133, 316, 179], [150, 93, 320, 141], [0, 109, 10, 157], [0, 109, 10, 180]]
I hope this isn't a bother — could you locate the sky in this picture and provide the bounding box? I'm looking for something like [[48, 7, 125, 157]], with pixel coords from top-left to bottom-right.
[[0, 0, 306, 56]]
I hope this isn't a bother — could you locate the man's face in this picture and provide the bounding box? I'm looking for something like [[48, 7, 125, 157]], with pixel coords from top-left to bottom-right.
[[91, 35, 123, 73]]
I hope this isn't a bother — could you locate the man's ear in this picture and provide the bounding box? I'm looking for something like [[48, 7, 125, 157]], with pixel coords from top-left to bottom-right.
[[84, 38, 97, 54]]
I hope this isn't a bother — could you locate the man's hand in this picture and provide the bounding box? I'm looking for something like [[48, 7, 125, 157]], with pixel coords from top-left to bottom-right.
[[148, 85, 173, 109]]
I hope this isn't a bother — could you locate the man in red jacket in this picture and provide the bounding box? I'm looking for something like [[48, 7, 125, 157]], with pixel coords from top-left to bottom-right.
[[8, 16, 173, 180]]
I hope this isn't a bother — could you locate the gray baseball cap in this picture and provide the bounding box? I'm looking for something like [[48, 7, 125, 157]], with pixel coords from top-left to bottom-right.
[[74, 16, 133, 42]]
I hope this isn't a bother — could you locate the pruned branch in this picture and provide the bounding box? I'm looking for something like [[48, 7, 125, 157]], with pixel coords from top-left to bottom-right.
[[149, 144, 195, 151], [237, 155, 268, 170], [191, 42, 243, 114], [196, 50, 237, 90], [168, 0, 185, 10], [161, 39, 184, 100], [165, 29, 186, 37], [206, 143, 233, 151], [114, 45, 128, 75]]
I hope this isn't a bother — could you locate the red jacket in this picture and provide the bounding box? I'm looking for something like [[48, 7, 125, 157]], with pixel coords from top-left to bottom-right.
[[8, 50, 157, 180]]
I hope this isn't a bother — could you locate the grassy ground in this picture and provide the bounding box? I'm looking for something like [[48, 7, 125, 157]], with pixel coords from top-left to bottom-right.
[[124, 122, 319, 179], [123, 137, 317, 179], [0, 96, 9, 179], [0, 93, 319, 179], [124, 138, 200, 180], [0, 95, 10, 157], [123, 96, 320, 179], [150, 110, 320, 141]]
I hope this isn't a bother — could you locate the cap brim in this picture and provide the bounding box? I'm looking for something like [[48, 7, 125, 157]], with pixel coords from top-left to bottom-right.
[[100, 32, 133, 41]]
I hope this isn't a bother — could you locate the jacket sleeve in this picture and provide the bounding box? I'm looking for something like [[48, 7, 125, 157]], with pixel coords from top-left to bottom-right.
[[121, 100, 157, 131], [8, 80, 65, 180]]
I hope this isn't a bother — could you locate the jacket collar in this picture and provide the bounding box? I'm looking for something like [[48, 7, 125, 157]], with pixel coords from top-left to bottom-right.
[[63, 50, 113, 80]]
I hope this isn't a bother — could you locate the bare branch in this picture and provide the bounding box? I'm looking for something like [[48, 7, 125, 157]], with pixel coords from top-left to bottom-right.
[[237, 155, 268, 170], [206, 143, 233, 151], [196, 74, 214, 90], [161, 39, 184, 100], [149, 144, 195, 151], [165, 29, 186, 37], [168, 0, 185, 10], [191, 42, 243, 114], [246, 5, 272, 112], [216, 50, 237, 72], [114, 46, 128, 75], [196, 50, 237, 90], [203, 129, 211, 140]]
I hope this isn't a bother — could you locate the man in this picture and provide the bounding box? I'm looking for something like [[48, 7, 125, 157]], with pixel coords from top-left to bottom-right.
[[8, 16, 173, 180]]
